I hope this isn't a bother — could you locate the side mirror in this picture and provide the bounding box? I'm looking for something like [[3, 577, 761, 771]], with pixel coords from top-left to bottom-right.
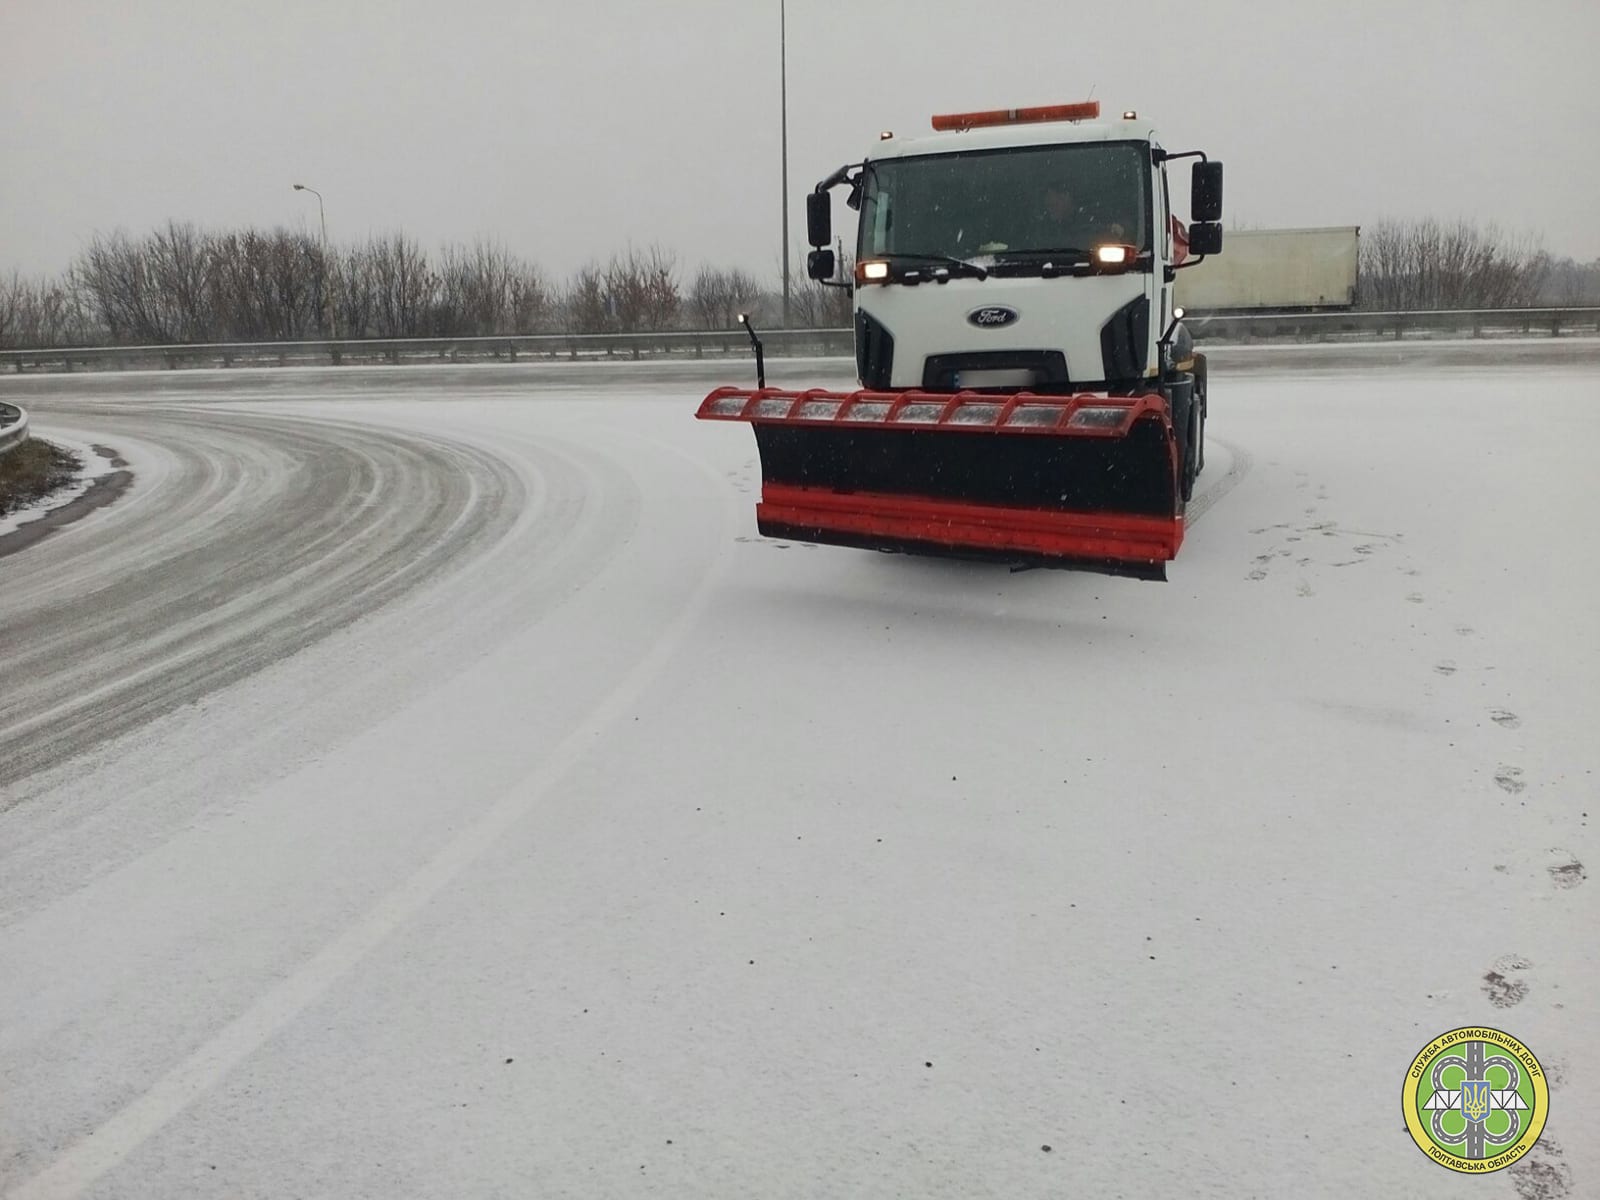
[[1188, 222, 1223, 256], [1192, 161, 1223, 223], [807, 248, 836, 282], [806, 191, 832, 248]]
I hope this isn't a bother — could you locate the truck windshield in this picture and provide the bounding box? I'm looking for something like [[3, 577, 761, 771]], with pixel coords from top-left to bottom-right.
[[859, 142, 1150, 261]]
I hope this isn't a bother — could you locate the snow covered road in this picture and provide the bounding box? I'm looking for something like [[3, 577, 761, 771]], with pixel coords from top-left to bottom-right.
[[0, 405, 525, 790], [1, 344, 1596, 1198]]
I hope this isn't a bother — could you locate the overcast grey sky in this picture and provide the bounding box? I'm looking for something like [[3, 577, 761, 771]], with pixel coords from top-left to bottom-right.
[[3, 0, 1598, 283]]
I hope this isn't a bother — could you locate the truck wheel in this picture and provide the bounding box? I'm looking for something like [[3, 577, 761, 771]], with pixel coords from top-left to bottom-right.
[[1181, 408, 1200, 502]]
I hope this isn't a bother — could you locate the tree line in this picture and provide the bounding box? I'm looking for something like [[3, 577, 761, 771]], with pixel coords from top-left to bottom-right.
[[2, 217, 1595, 349], [0, 222, 852, 348], [1355, 218, 1580, 310]]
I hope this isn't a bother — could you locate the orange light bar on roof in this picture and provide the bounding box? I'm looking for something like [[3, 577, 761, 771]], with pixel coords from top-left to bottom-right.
[[931, 101, 1101, 132]]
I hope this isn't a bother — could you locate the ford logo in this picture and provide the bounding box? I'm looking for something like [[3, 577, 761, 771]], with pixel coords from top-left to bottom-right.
[[968, 306, 1019, 328]]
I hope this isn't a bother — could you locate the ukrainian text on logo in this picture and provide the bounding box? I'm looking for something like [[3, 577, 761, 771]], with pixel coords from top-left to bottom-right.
[[1401, 1026, 1548, 1173]]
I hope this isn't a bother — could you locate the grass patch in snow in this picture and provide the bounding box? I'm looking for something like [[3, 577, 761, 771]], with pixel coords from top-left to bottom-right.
[[0, 439, 84, 517]]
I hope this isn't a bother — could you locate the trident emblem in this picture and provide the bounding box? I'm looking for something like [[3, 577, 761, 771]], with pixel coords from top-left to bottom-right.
[[1460, 1079, 1492, 1122]]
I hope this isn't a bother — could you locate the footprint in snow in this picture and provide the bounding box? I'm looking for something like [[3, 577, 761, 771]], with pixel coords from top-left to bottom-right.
[[1547, 852, 1585, 889], [1490, 709, 1521, 728], [1434, 661, 1457, 676], [1509, 1136, 1574, 1200], [1494, 766, 1526, 794], [1481, 965, 1529, 1008]]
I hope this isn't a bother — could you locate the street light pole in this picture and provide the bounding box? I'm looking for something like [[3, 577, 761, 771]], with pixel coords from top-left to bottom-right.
[[293, 183, 338, 341], [780, 0, 791, 330]]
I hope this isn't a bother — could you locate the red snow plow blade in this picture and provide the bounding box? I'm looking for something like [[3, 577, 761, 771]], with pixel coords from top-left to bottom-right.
[[697, 387, 1185, 581]]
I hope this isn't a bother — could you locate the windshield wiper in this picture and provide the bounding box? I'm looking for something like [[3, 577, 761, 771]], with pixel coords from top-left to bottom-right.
[[875, 251, 988, 280]]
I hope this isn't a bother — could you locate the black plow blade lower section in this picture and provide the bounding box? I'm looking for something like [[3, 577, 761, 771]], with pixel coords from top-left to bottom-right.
[[746, 418, 1182, 579], [751, 420, 1176, 516]]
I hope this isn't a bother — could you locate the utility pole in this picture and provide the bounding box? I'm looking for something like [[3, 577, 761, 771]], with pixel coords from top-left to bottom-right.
[[293, 183, 338, 341], [780, 0, 791, 330]]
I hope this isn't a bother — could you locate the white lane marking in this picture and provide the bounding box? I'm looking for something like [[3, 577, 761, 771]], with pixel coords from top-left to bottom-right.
[[8, 444, 738, 1200]]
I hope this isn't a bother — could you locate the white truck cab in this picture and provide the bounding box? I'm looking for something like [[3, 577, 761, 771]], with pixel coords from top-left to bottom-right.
[[806, 102, 1223, 399]]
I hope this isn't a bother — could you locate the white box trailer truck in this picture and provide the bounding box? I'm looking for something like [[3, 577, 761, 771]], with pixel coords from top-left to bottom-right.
[[1175, 226, 1359, 311]]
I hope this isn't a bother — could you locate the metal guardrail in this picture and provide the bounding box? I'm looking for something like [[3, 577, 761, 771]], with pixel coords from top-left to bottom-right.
[[0, 402, 29, 458], [0, 308, 1595, 374], [0, 328, 853, 373], [1185, 306, 1600, 341]]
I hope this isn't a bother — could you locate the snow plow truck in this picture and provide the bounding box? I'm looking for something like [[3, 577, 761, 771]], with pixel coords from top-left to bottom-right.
[[696, 101, 1225, 581]]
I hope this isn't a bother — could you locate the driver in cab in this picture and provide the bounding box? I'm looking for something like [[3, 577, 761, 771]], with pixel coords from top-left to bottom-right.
[[978, 183, 1129, 255]]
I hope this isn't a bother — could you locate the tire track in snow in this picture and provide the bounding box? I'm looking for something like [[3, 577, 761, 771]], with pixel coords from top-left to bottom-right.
[[0, 408, 523, 796], [1186, 435, 1252, 527], [5, 436, 740, 1200]]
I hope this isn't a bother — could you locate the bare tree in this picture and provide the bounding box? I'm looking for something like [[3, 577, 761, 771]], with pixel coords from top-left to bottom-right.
[[561, 263, 611, 335], [690, 266, 764, 330], [1359, 218, 1549, 310], [205, 231, 264, 339], [508, 261, 553, 333], [0, 273, 92, 347], [0, 273, 20, 347], [146, 221, 214, 340], [603, 244, 680, 333], [437, 240, 503, 335], [265, 231, 322, 340], [690, 267, 728, 330], [76, 230, 171, 342], [205, 229, 322, 341], [364, 233, 435, 338], [1540, 256, 1600, 306], [639, 245, 681, 332], [434, 240, 552, 336], [788, 243, 854, 328], [331, 244, 373, 340]]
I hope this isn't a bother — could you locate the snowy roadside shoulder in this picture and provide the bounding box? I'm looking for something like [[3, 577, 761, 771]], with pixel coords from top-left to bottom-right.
[[0, 434, 131, 544]]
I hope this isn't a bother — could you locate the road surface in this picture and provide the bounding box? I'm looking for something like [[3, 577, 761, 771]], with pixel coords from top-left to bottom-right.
[[1, 343, 1596, 1198]]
